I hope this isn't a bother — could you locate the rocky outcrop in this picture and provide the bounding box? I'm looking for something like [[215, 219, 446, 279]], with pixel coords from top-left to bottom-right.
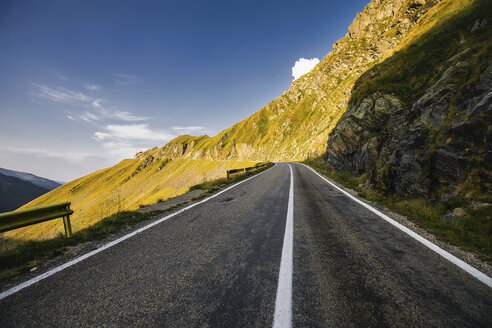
[[325, 55, 492, 199]]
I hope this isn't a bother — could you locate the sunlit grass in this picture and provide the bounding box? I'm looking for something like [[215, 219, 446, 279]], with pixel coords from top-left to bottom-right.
[[3, 159, 259, 242]]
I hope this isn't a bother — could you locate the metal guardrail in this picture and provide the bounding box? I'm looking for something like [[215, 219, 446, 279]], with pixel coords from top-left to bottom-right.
[[226, 162, 271, 179], [0, 202, 74, 238]]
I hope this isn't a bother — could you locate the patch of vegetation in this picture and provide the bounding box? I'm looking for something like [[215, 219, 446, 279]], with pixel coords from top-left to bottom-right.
[[304, 156, 492, 264], [0, 209, 165, 281]]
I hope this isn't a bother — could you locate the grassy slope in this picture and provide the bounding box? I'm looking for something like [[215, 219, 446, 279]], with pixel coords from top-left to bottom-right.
[[3, 158, 258, 242]]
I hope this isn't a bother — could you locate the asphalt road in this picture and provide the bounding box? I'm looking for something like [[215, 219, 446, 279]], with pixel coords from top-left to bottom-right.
[[0, 163, 491, 327]]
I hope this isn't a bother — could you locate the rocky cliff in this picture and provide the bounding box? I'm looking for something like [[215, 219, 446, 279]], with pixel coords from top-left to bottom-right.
[[325, 0, 491, 200]]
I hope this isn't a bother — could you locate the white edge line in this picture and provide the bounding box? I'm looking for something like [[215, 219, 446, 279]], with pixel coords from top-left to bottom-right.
[[273, 164, 294, 328], [302, 163, 492, 288], [0, 164, 278, 301]]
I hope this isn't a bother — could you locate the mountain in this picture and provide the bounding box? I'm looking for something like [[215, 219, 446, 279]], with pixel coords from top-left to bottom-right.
[[136, 0, 441, 162], [0, 168, 62, 190], [0, 173, 51, 213], [5, 0, 490, 242]]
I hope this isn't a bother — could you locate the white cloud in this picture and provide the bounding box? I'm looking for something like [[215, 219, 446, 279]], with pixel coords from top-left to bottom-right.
[[291, 57, 320, 80], [93, 124, 175, 159], [2, 147, 94, 162], [104, 124, 174, 141], [99, 141, 147, 159], [30, 82, 149, 123], [94, 132, 111, 140], [30, 82, 92, 106], [80, 111, 100, 122], [111, 111, 150, 122], [92, 100, 103, 108]]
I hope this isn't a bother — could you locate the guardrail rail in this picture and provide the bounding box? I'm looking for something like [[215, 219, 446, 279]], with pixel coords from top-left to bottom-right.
[[226, 162, 271, 179], [0, 202, 74, 238]]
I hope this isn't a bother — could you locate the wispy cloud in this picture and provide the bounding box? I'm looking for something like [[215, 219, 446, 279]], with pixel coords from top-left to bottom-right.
[[96, 124, 174, 142], [110, 111, 150, 122], [99, 141, 148, 159], [30, 81, 92, 106], [93, 124, 175, 158], [1, 147, 94, 162], [80, 111, 101, 122], [27, 78, 211, 162], [172, 126, 210, 135], [114, 73, 141, 85], [30, 82, 149, 123]]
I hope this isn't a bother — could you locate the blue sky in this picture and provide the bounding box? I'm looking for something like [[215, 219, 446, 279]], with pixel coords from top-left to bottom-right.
[[0, 0, 368, 181]]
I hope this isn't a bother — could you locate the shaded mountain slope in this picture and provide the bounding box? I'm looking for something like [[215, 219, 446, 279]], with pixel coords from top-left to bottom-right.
[[0, 173, 51, 213], [0, 168, 61, 190]]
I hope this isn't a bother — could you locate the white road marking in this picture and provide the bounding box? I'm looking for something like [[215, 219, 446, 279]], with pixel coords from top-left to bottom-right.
[[302, 163, 492, 288], [0, 164, 277, 301], [273, 164, 294, 328]]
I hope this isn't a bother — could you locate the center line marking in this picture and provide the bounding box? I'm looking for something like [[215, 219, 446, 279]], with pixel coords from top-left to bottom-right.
[[273, 164, 294, 328]]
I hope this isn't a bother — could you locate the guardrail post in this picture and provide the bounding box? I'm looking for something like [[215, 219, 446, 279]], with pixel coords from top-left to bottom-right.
[[227, 170, 230, 179], [63, 215, 72, 238]]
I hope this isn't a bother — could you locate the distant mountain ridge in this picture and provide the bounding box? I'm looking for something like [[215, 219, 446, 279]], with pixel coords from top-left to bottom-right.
[[0, 168, 62, 191], [0, 173, 51, 213]]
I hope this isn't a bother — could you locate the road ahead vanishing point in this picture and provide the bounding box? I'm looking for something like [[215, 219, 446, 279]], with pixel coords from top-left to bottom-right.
[[1, 163, 491, 327]]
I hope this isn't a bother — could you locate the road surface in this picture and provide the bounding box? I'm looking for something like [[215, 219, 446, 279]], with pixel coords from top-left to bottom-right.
[[1, 163, 491, 327]]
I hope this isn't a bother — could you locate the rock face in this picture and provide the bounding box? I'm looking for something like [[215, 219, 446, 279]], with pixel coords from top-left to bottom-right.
[[137, 0, 440, 162], [326, 49, 492, 199]]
